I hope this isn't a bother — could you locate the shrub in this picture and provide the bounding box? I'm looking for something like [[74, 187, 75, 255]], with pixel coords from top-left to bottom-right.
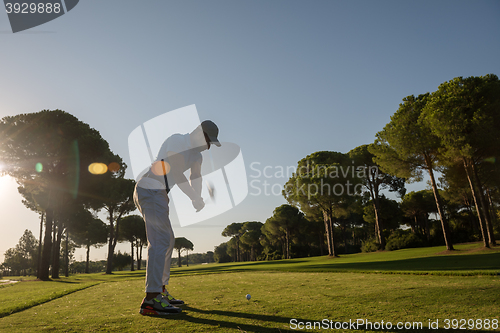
[[336, 244, 362, 255], [361, 239, 379, 252], [385, 229, 426, 251]]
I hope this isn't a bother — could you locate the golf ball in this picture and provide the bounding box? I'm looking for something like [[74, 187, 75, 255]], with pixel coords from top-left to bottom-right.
[[246, 294, 251, 300]]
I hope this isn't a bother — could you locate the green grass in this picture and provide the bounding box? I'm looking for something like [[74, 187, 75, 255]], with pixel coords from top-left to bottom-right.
[[1, 243, 499, 332], [171, 242, 500, 277], [0, 272, 145, 318]]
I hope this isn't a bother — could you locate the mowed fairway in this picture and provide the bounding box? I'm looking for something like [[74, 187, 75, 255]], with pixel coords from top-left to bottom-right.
[[1, 244, 499, 333]]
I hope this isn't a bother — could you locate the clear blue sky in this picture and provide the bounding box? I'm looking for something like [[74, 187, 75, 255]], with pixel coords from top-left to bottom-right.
[[1, 0, 499, 262]]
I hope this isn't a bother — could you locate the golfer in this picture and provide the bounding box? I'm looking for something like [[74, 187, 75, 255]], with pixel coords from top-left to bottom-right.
[[134, 120, 221, 316]]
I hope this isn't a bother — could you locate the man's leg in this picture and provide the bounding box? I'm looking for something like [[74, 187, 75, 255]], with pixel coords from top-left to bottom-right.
[[134, 185, 172, 300], [159, 202, 185, 305], [161, 235, 186, 305], [162, 224, 175, 288]]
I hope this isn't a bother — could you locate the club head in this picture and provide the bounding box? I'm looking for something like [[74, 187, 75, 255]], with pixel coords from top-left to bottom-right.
[[206, 180, 216, 203]]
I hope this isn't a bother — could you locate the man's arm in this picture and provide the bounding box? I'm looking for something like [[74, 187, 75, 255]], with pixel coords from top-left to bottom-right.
[[167, 151, 204, 211], [190, 158, 202, 199]]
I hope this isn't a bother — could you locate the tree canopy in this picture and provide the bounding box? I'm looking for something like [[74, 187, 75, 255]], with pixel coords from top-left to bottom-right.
[[0, 110, 125, 279], [174, 237, 194, 267]]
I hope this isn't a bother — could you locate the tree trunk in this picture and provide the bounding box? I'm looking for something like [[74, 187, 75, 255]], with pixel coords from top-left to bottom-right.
[[65, 228, 69, 277], [37, 213, 44, 279], [281, 239, 285, 259], [130, 241, 135, 271], [423, 214, 430, 241], [410, 216, 417, 233], [85, 244, 90, 274], [463, 158, 489, 248], [342, 222, 348, 254], [471, 162, 496, 246], [425, 154, 454, 250], [177, 249, 182, 267], [40, 209, 53, 280], [51, 220, 57, 276], [136, 242, 140, 270], [322, 210, 332, 256], [367, 171, 385, 249], [106, 209, 115, 274], [328, 213, 337, 257], [486, 188, 498, 241], [139, 241, 143, 270], [236, 238, 240, 262], [466, 204, 478, 233], [372, 198, 385, 249], [52, 224, 63, 278], [285, 228, 290, 259]]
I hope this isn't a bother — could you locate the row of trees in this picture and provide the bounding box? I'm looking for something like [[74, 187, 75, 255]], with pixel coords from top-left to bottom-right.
[[0, 226, 141, 276], [1, 230, 38, 276], [0, 110, 139, 279], [215, 74, 499, 261], [371, 74, 499, 250], [1, 223, 200, 276]]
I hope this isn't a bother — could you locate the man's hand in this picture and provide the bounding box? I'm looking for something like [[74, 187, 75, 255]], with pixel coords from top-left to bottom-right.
[[192, 197, 205, 212]]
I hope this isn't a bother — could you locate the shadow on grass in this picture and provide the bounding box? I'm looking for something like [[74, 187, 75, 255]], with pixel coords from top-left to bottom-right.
[[100, 271, 146, 279], [155, 305, 305, 333], [303, 252, 500, 274], [155, 305, 496, 333], [0, 282, 99, 318], [170, 252, 500, 277], [170, 260, 311, 276], [49, 278, 81, 284]]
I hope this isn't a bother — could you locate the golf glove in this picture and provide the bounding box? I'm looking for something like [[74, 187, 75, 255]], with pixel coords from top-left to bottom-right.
[[192, 197, 205, 212]]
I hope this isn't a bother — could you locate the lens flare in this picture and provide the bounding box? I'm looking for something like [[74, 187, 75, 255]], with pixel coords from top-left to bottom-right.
[[151, 160, 171, 176], [35, 162, 43, 173], [108, 162, 120, 173], [88, 162, 108, 175]]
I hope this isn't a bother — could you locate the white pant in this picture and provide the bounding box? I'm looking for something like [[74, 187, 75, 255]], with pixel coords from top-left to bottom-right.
[[133, 179, 174, 293]]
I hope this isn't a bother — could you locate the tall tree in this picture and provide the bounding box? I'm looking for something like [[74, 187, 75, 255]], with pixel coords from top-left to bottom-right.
[[422, 74, 500, 247], [221, 222, 245, 262], [349, 144, 405, 249], [70, 209, 108, 273], [370, 94, 454, 250], [214, 242, 232, 263], [102, 177, 136, 274], [261, 216, 287, 259], [174, 237, 194, 267], [363, 196, 402, 240], [400, 190, 436, 239], [269, 205, 304, 259], [2, 230, 38, 275], [283, 151, 360, 257], [112, 251, 132, 271], [440, 164, 479, 237], [0, 110, 122, 280], [119, 215, 146, 271], [239, 221, 264, 261]]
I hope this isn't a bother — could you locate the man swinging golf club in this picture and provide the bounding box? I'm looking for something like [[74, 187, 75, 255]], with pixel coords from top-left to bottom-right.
[[133, 120, 221, 316]]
